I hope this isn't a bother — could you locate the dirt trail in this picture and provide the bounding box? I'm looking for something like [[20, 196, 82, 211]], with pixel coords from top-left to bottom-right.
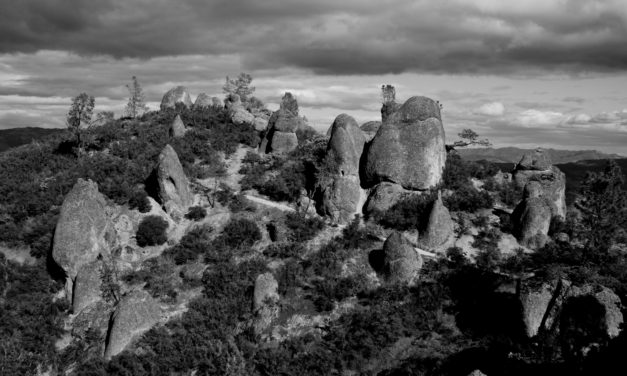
[[244, 194, 295, 212]]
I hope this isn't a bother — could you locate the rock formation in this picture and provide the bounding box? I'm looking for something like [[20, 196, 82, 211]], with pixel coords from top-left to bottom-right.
[[512, 149, 566, 218], [160, 86, 192, 111], [512, 182, 553, 249], [519, 279, 623, 339], [104, 290, 161, 359], [169, 115, 187, 138], [382, 232, 423, 284], [260, 92, 303, 154], [193, 93, 212, 109], [363, 182, 409, 215], [360, 121, 382, 142], [418, 191, 454, 249], [73, 260, 103, 313], [253, 273, 280, 334], [155, 144, 193, 215], [319, 114, 367, 223], [52, 179, 113, 300], [364, 96, 446, 190]]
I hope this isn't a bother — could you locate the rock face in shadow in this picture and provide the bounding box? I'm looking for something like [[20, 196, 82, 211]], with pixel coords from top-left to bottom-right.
[[52, 179, 113, 301], [363, 182, 409, 216], [512, 149, 566, 218], [155, 144, 193, 215], [169, 115, 187, 138], [512, 182, 553, 249], [519, 279, 623, 339], [382, 232, 423, 285], [104, 290, 161, 359], [418, 191, 454, 249], [319, 114, 367, 223], [160, 86, 192, 110], [364, 96, 446, 190], [73, 260, 103, 314]]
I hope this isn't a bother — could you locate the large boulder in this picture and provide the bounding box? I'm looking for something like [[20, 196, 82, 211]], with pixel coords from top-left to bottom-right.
[[364, 96, 446, 190], [513, 150, 566, 218], [260, 92, 304, 154], [253, 273, 280, 334], [169, 115, 187, 138], [160, 86, 192, 111], [519, 279, 623, 339], [52, 179, 113, 300], [73, 260, 103, 314], [231, 107, 255, 126], [155, 144, 193, 214], [104, 290, 161, 359], [512, 182, 553, 249], [418, 191, 454, 249], [319, 114, 367, 223], [360, 121, 382, 142], [382, 232, 423, 284], [264, 130, 298, 154], [193, 93, 212, 109], [254, 117, 268, 132], [363, 182, 409, 216]]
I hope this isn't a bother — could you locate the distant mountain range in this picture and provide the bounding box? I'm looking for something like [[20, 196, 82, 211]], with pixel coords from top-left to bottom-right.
[[458, 147, 623, 164], [0, 127, 65, 152]]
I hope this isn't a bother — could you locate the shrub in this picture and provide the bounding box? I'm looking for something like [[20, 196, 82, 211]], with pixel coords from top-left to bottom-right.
[[263, 242, 306, 259], [444, 185, 493, 212], [285, 212, 325, 242], [164, 225, 212, 265], [129, 190, 151, 213], [221, 218, 262, 248], [185, 206, 206, 221], [371, 192, 436, 231], [136, 215, 169, 247]]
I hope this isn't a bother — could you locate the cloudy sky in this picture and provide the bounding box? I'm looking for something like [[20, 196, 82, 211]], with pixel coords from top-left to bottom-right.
[[1, 0, 626, 154]]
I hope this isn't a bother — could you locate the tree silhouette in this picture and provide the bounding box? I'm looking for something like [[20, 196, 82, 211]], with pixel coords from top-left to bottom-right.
[[124, 76, 148, 118]]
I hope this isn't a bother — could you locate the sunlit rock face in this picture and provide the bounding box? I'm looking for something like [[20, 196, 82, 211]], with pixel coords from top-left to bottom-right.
[[364, 96, 446, 191], [160, 86, 192, 110]]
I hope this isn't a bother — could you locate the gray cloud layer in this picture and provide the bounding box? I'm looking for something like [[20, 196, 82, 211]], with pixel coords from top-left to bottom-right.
[[1, 0, 626, 75]]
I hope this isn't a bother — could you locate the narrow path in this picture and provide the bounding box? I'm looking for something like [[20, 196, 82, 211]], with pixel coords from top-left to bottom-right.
[[244, 194, 295, 212]]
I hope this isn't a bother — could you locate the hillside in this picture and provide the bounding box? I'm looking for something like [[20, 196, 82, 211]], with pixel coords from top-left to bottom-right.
[[1, 87, 626, 376], [458, 146, 622, 164], [0, 127, 65, 152]]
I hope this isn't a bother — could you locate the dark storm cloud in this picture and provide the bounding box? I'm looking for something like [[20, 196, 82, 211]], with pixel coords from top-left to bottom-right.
[[0, 0, 626, 75]]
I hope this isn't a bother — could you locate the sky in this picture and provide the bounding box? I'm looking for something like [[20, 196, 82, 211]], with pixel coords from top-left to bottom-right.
[[0, 0, 626, 155]]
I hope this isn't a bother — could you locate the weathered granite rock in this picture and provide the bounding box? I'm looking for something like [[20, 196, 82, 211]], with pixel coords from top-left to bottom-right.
[[364, 96, 446, 190], [327, 114, 366, 176], [265, 131, 298, 154], [268, 108, 303, 133], [280, 92, 299, 115], [155, 145, 193, 213], [513, 150, 566, 218], [104, 290, 161, 359], [73, 260, 103, 313], [253, 273, 280, 334], [519, 279, 623, 339], [363, 182, 411, 216], [418, 191, 454, 249], [72, 300, 112, 339], [382, 232, 423, 284], [193, 93, 212, 109], [512, 182, 553, 249], [254, 117, 268, 132], [52, 179, 113, 300], [230, 105, 255, 126], [169, 115, 187, 138], [160, 86, 192, 110], [320, 176, 363, 224], [360, 121, 382, 142]]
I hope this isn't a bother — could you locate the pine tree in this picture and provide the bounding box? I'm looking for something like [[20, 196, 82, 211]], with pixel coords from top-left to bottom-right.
[[124, 76, 148, 118], [223, 73, 255, 102], [66, 92, 95, 150]]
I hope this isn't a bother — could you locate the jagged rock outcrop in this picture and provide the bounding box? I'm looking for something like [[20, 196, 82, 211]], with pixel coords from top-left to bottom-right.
[[160, 86, 192, 110], [73, 260, 103, 313], [319, 114, 367, 223], [52, 179, 113, 300], [104, 290, 161, 359], [155, 144, 193, 215], [72, 300, 112, 338], [512, 182, 553, 249], [260, 92, 304, 154], [364, 96, 446, 190], [360, 121, 382, 142], [253, 273, 280, 334], [418, 191, 454, 249], [519, 279, 623, 339], [193, 93, 212, 109], [512, 149, 566, 218], [382, 232, 423, 284], [254, 117, 268, 132], [169, 115, 187, 138]]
